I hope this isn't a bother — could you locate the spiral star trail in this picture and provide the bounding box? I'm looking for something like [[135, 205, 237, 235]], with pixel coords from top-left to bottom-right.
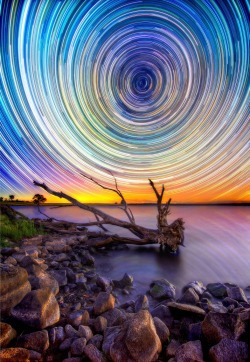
[[1, 0, 249, 203]]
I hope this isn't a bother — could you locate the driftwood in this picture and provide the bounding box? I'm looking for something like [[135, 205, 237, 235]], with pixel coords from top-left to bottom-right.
[[33, 178, 185, 252]]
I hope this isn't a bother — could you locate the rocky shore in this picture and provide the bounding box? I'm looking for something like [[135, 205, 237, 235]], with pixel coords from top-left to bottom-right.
[[0, 233, 249, 362]]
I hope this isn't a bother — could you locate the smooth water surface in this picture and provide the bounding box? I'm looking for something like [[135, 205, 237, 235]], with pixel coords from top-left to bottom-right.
[[15, 205, 250, 296]]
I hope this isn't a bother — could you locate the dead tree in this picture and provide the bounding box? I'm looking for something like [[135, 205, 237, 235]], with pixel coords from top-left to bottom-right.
[[33, 178, 185, 252]]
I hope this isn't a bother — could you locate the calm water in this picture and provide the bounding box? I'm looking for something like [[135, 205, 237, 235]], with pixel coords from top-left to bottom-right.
[[15, 205, 250, 297]]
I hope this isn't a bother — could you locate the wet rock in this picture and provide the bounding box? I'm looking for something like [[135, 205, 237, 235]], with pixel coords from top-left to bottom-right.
[[78, 325, 93, 341], [96, 275, 112, 291], [167, 302, 206, 317], [179, 288, 200, 305], [83, 344, 104, 362], [112, 273, 133, 289], [93, 316, 108, 334], [151, 305, 174, 328], [16, 330, 49, 352], [209, 338, 249, 362], [227, 286, 249, 303], [48, 269, 67, 286], [206, 283, 227, 298], [101, 307, 127, 327], [134, 294, 149, 312], [175, 340, 204, 362], [150, 279, 176, 300], [110, 310, 162, 362], [11, 288, 60, 329], [0, 347, 30, 362], [49, 326, 65, 345], [153, 317, 170, 343], [201, 312, 237, 345], [0, 322, 17, 348], [0, 263, 31, 315], [93, 292, 115, 315], [88, 334, 103, 350], [165, 339, 181, 360], [71, 337, 87, 355], [183, 281, 205, 296]]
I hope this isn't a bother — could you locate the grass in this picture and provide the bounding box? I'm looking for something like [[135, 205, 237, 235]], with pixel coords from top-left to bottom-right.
[[0, 214, 44, 247]]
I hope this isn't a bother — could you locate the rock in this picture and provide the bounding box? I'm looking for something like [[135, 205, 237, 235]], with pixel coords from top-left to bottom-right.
[[153, 317, 170, 343], [209, 338, 249, 362], [11, 288, 60, 329], [65, 324, 79, 338], [63, 358, 81, 362], [16, 330, 49, 352], [45, 240, 70, 253], [102, 326, 120, 357], [134, 294, 149, 312], [49, 326, 65, 345], [3, 256, 17, 265], [29, 350, 42, 361], [227, 286, 249, 303], [188, 322, 202, 341], [0, 348, 30, 362], [22, 235, 43, 246], [54, 253, 70, 262], [81, 310, 90, 325], [29, 271, 59, 295], [78, 325, 93, 341], [183, 281, 205, 296], [110, 310, 162, 362], [179, 288, 200, 304], [80, 250, 95, 266], [93, 316, 108, 334], [83, 344, 104, 362], [206, 283, 227, 298], [59, 337, 76, 351], [75, 273, 87, 285], [67, 311, 85, 328], [222, 297, 241, 309], [0, 322, 17, 348], [235, 309, 250, 341], [93, 292, 115, 315], [48, 269, 67, 286], [88, 334, 103, 350], [175, 340, 204, 362], [96, 275, 112, 291], [165, 339, 181, 359], [150, 279, 176, 300], [0, 263, 31, 315], [71, 337, 87, 355], [167, 302, 206, 317], [101, 308, 127, 327], [201, 312, 237, 345], [151, 305, 173, 328], [112, 273, 133, 289]]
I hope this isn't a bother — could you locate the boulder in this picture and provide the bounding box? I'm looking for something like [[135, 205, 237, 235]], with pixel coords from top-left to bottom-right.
[[134, 294, 149, 312], [93, 316, 108, 334], [167, 302, 206, 317], [83, 344, 104, 362], [16, 330, 49, 352], [80, 250, 95, 266], [209, 338, 249, 362], [165, 339, 181, 359], [93, 292, 115, 315], [206, 283, 227, 298], [150, 279, 175, 300], [0, 322, 17, 348], [102, 326, 120, 357], [88, 334, 103, 350], [0, 263, 31, 315], [227, 286, 249, 303], [188, 322, 202, 341], [110, 310, 162, 362], [183, 281, 205, 296], [235, 309, 250, 341], [179, 288, 200, 305], [112, 273, 133, 289], [0, 348, 30, 362], [78, 325, 93, 341], [201, 312, 237, 345], [28, 271, 59, 295], [48, 269, 67, 286], [49, 326, 65, 345], [175, 340, 204, 362], [96, 275, 112, 291], [45, 239, 70, 253], [71, 337, 87, 356], [101, 308, 127, 327], [153, 317, 170, 343], [151, 305, 173, 328], [67, 311, 85, 328], [11, 288, 60, 329], [65, 324, 79, 338]]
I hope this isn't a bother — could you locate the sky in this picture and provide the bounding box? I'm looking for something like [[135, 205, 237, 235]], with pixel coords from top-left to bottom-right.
[[1, 0, 249, 204]]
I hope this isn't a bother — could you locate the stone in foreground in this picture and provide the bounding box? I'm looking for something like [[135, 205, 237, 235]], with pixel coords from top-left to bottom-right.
[[11, 287, 60, 329], [209, 338, 249, 362], [16, 330, 49, 352], [0, 322, 17, 348], [202, 312, 237, 345], [93, 292, 115, 315], [175, 340, 204, 362], [0, 347, 30, 362], [150, 279, 176, 300]]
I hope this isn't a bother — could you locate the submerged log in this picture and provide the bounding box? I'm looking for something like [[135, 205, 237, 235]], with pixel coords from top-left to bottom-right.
[[33, 178, 185, 252]]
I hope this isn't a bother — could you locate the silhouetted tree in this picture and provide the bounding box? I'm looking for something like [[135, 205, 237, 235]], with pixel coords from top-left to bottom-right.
[[9, 195, 15, 201], [0, 197, 3, 202]]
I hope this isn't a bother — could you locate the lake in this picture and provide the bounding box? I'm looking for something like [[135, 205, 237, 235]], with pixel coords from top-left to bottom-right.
[[14, 205, 250, 297]]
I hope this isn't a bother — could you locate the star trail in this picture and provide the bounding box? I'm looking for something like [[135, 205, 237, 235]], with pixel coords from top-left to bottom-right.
[[1, 0, 249, 203]]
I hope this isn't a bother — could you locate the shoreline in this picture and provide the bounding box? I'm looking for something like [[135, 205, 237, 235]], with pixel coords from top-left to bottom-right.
[[1, 230, 250, 361]]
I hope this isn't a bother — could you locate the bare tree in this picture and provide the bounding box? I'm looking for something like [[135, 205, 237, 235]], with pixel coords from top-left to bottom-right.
[[33, 178, 185, 252]]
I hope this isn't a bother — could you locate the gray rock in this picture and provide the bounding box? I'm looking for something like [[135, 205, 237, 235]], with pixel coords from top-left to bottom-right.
[[202, 312, 237, 345], [153, 317, 170, 343], [227, 286, 249, 303], [83, 344, 104, 362], [134, 294, 149, 312], [78, 325, 93, 341], [175, 340, 204, 362], [71, 337, 87, 355], [179, 288, 200, 305], [0, 263, 31, 315], [93, 292, 115, 315], [150, 279, 176, 300], [112, 273, 133, 289], [209, 338, 249, 362], [48, 269, 67, 286], [11, 288, 60, 329], [16, 330, 49, 353], [0, 322, 17, 348], [183, 281, 205, 296], [165, 339, 181, 359], [0, 347, 30, 362], [207, 283, 227, 298]]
